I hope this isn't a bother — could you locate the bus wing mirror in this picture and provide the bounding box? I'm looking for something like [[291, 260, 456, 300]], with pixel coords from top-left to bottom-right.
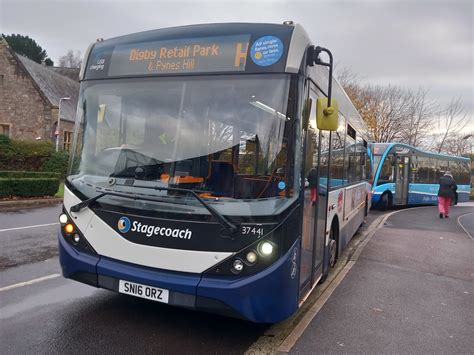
[[316, 97, 339, 131]]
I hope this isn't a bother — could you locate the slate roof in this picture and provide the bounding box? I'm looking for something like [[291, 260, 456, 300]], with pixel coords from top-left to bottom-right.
[[16, 55, 80, 122]]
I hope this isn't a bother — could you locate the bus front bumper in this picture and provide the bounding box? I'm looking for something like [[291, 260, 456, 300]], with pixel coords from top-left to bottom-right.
[[59, 234, 299, 323]]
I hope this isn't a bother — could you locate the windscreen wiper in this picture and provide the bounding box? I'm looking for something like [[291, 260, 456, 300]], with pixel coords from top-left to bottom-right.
[[70, 186, 238, 234]]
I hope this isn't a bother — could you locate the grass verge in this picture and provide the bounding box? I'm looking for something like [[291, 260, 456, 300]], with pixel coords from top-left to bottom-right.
[[55, 182, 64, 198]]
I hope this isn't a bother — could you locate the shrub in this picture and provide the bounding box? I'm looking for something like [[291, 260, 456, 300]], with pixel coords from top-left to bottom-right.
[[0, 137, 69, 174], [0, 134, 11, 146], [0, 178, 60, 198], [42, 150, 69, 177]]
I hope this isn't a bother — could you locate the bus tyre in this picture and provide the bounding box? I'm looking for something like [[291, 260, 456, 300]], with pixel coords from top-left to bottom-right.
[[329, 228, 338, 268], [319, 227, 337, 284], [379, 192, 392, 211]]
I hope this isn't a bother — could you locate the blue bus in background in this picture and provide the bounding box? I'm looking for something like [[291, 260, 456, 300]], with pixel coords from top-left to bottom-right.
[[370, 143, 471, 209]]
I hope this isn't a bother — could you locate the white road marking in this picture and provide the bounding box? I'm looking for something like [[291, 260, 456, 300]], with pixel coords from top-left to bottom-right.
[[0, 273, 61, 292], [0, 222, 59, 233], [457, 212, 474, 240]]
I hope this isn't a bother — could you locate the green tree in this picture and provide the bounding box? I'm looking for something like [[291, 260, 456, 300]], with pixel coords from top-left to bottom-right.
[[2, 34, 54, 66]]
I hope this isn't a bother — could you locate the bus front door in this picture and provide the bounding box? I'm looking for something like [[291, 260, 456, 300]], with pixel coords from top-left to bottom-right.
[[299, 86, 325, 299], [395, 156, 410, 205]]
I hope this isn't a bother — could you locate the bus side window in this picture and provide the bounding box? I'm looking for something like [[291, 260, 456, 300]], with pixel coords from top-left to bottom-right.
[[378, 156, 393, 184], [344, 134, 355, 184], [416, 156, 430, 183], [460, 161, 470, 184], [329, 116, 345, 187]]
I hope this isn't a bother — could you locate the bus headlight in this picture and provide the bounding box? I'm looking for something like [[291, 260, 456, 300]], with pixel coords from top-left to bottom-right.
[[59, 213, 69, 224], [259, 241, 274, 256]]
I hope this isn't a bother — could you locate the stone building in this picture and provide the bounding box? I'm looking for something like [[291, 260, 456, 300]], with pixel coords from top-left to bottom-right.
[[0, 38, 79, 151]]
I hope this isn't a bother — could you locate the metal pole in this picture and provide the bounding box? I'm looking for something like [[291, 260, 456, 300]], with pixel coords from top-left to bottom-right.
[[55, 102, 61, 152]]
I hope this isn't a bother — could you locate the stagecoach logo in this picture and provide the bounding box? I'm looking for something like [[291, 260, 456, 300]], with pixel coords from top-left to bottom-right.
[[116, 216, 193, 240], [118, 217, 131, 233]]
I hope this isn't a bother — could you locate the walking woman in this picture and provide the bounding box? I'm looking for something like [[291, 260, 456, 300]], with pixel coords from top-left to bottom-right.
[[438, 171, 457, 218]]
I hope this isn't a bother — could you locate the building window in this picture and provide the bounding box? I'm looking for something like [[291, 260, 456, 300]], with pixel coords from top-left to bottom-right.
[[0, 123, 11, 137], [63, 131, 73, 152]]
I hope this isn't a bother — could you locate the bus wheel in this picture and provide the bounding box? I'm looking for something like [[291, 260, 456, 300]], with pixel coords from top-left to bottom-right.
[[329, 226, 338, 268], [379, 192, 392, 211]]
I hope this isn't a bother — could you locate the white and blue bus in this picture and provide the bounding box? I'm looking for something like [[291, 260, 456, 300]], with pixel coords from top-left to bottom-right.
[[59, 22, 371, 323], [371, 143, 471, 209]]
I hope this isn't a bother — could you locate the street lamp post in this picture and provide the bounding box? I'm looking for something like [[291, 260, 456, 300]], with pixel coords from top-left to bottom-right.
[[55, 97, 71, 152]]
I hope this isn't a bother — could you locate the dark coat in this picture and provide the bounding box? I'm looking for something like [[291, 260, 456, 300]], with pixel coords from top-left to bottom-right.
[[438, 175, 457, 199], [307, 168, 318, 188]]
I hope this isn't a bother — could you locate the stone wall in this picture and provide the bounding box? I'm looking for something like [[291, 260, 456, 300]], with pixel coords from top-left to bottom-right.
[[0, 42, 56, 142]]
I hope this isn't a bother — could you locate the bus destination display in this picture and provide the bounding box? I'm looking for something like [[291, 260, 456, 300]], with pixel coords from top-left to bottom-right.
[[107, 35, 250, 76]]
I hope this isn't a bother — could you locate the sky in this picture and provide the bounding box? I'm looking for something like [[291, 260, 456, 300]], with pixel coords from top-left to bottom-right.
[[1, 0, 473, 133]]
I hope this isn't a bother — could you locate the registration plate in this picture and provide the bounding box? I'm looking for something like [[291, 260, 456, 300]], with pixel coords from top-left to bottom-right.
[[118, 280, 169, 303]]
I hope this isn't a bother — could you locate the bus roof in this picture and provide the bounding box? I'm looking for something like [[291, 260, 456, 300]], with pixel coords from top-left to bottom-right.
[[371, 142, 471, 162], [82, 22, 302, 80]]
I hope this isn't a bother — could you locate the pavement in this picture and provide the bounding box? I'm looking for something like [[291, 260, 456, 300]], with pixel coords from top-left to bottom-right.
[[290, 203, 474, 354]]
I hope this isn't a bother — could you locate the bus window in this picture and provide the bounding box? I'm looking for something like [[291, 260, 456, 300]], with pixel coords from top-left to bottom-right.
[[365, 150, 371, 181], [344, 135, 356, 183], [319, 132, 330, 189], [378, 156, 393, 185], [430, 158, 439, 183], [459, 161, 470, 184], [416, 156, 430, 183], [330, 117, 345, 187], [354, 137, 365, 182], [438, 159, 449, 179]]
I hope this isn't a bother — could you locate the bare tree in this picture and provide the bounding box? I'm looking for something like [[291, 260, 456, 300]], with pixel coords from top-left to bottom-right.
[[348, 84, 413, 143], [337, 68, 470, 155], [435, 97, 469, 153], [440, 133, 472, 156], [58, 49, 82, 68], [399, 87, 436, 148]]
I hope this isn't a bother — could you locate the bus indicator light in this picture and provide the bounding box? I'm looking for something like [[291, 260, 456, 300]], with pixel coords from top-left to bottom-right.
[[64, 223, 74, 234]]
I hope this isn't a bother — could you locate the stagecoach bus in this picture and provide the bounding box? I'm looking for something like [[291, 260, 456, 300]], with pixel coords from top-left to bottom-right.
[[371, 143, 471, 209], [59, 22, 371, 323]]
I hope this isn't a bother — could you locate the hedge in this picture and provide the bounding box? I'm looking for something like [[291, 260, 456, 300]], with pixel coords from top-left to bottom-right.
[[0, 178, 60, 198], [0, 135, 69, 177], [0, 171, 60, 179]]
